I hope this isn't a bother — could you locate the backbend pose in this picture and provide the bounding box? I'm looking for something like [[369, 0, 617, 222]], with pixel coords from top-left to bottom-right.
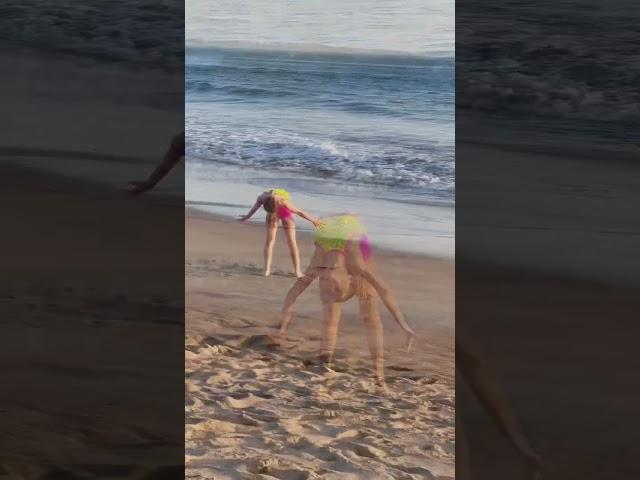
[[457, 334, 542, 480], [272, 214, 415, 387], [239, 189, 322, 278], [128, 131, 185, 195]]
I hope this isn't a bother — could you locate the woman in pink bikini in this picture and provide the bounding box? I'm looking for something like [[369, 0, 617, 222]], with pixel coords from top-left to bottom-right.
[[239, 189, 322, 277], [270, 213, 415, 389]]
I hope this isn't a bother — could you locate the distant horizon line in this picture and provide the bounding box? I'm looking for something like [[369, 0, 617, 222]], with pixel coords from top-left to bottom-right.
[[186, 40, 453, 60]]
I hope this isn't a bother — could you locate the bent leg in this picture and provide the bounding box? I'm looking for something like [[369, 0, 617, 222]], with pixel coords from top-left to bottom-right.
[[319, 301, 342, 365], [318, 250, 345, 364], [359, 293, 385, 383], [275, 245, 326, 340], [277, 272, 317, 338], [344, 242, 414, 348], [264, 214, 278, 276], [282, 218, 303, 277]]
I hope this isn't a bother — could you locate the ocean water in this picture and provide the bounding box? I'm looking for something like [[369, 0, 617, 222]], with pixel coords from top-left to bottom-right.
[[187, 48, 454, 196], [1, 1, 455, 256], [0, 1, 183, 68], [185, 0, 455, 257], [1, 1, 184, 195], [186, 48, 454, 256], [457, 0, 640, 148], [456, 0, 640, 284]]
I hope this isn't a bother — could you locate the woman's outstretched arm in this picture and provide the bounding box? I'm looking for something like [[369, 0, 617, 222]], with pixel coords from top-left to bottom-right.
[[285, 201, 322, 227], [129, 132, 184, 195], [239, 196, 263, 221], [344, 244, 414, 351]]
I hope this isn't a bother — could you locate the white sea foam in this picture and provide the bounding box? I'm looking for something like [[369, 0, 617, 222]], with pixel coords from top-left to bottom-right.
[[186, 47, 454, 199]]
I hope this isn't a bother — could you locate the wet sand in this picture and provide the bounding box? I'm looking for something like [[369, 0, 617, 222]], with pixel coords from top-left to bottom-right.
[[185, 208, 455, 479], [0, 166, 184, 478]]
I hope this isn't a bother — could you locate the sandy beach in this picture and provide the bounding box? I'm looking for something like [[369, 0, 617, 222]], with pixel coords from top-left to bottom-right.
[[185, 208, 455, 479], [457, 264, 640, 480], [0, 166, 184, 478], [455, 137, 640, 478]]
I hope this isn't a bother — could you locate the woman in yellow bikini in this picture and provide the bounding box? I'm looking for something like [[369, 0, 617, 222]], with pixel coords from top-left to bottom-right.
[[239, 189, 321, 277], [273, 213, 415, 388]]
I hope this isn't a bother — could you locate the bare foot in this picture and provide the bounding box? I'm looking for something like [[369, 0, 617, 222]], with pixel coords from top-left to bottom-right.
[[267, 332, 282, 348], [264, 271, 271, 277], [127, 180, 150, 196], [405, 329, 415, 353], [295, 271, 304, 278], [374, 378, 391, 396]]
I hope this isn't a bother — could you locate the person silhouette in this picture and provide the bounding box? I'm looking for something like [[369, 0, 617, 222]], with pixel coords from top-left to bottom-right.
[[128, 131, 184, 195]]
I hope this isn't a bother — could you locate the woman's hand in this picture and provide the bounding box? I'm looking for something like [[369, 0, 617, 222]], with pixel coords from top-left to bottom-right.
[[312, 219, 324, 229], [128, 180, 151, 195], [405, 327, 415, 353]]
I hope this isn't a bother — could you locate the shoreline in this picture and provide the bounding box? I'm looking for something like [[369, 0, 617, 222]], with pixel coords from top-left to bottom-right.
[[185, 165, 455, 260], [457, 141, 640, 288], [2, 46, 183, 196], [186, 206, 455, 264], [2, 164, 184, 292], [185, 206, 455, 330]]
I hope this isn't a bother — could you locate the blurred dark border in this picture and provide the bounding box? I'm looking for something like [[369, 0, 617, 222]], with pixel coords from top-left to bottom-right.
[[456, 0, 640, 478], [0, 2, 185, 478]]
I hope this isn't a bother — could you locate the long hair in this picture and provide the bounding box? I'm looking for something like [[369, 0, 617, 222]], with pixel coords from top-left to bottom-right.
[[263, 195, 276, 213], [353, 240, 376, 300]]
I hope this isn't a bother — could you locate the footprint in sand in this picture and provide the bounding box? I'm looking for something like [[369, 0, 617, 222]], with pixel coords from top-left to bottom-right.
[[234, 334, 281, 351], [186, 419, 237, 440], [199, 335, 227, 346], [334, 430, 361, 442], [388, 365, 414, 372], [185, 310, 454, 480], [267, 467, 312, 480], [396, 465, 438, 480], [205, 371, 233, 386], [224, 393, 264, 409], [351, 442, 387, 460]]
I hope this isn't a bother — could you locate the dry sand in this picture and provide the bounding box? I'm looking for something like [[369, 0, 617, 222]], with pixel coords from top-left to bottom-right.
[[457, 265, 640, 480], [1, 166, 184, 478], [185, 209, 455, 480]]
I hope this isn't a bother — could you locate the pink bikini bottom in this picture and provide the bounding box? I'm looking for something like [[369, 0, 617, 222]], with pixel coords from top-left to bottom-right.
[[276, 206, 293, 220], [359, 235, 372, 261]]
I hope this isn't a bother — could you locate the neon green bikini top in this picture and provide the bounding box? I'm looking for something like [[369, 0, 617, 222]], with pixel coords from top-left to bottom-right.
[[270, 188, 290, 200], [314, 215, 366, 252]]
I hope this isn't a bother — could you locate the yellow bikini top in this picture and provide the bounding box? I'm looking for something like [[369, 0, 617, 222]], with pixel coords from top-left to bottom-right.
[[314, 215, 366, 252], [270, 188, 290, 200]]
